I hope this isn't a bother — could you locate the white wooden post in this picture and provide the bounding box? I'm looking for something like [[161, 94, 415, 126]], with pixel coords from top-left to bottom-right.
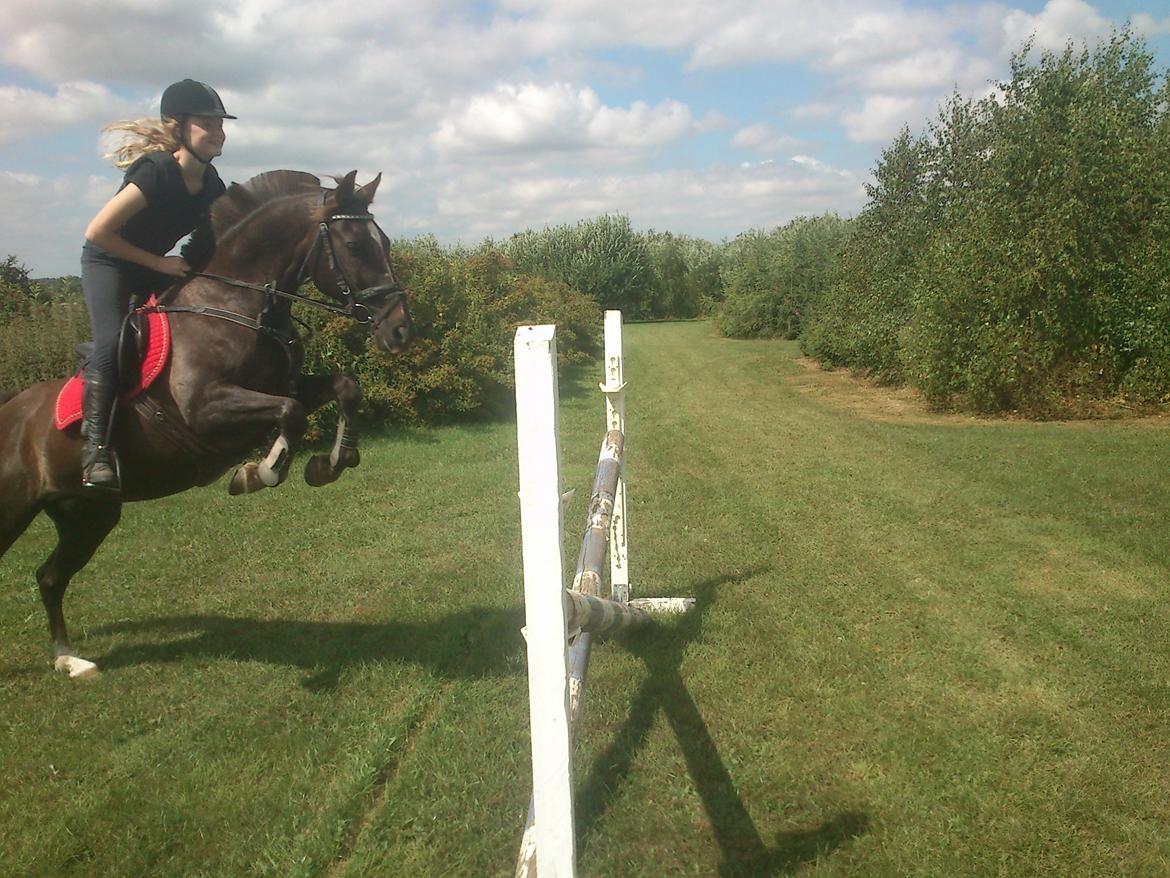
[[514, 325, 577, 878], [601, 311, 630, 603]]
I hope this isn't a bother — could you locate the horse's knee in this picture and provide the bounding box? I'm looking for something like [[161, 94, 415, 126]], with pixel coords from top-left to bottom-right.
[[334, 375, 361, 408]]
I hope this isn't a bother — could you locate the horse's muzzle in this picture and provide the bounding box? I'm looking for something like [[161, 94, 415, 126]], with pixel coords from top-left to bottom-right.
[[366, 291, 413, 354]]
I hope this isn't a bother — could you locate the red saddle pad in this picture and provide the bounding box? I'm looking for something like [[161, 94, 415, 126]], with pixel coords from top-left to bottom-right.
[[55, 296, 171, 430]]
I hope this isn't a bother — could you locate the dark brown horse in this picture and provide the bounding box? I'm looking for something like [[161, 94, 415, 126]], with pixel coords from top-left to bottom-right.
[[0, 169, 413, 677]]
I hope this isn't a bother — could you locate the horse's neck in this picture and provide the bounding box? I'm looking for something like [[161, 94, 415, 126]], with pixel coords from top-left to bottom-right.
[[206, 199, 313, 290]]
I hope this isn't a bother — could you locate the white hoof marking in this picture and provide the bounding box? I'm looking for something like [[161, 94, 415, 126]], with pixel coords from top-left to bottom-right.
[[54, 655, 99, 679]]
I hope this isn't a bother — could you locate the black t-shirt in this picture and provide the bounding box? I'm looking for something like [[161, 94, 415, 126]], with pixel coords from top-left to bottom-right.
[[117, 151, 225, 256]]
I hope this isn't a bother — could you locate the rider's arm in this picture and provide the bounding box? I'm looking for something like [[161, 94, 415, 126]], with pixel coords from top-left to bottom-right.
[[84, 183, 189, 277]]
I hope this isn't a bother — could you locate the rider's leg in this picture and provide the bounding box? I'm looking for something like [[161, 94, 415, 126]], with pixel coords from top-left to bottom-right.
[[80, 366, 119, 492], [79, 245, 135, 493]]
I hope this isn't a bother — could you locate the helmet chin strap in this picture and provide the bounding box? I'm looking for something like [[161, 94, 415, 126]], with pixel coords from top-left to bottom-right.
[[178, 117, 214, 166], [183, 138, 214, 166]]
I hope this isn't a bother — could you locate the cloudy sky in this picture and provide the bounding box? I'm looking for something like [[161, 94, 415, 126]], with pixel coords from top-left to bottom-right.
[[2, 0, 1168, 277]]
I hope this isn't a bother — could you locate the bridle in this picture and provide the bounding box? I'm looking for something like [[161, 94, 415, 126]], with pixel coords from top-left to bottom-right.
[[187, 212, 407, 328], [289, 212, 407, 324]]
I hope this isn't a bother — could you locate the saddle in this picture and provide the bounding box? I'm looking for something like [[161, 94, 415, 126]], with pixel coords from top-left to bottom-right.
[[55, 295, 171, 430]]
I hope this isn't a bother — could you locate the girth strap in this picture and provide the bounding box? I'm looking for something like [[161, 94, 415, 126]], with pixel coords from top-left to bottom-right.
[[133, 392, 223, 483]]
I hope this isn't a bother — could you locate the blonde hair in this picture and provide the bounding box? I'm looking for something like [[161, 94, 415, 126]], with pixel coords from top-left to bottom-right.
[[101, 117, 183, 169]]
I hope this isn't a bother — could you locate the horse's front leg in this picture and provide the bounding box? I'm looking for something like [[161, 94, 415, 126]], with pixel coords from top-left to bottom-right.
[[297, 374, 362, 488], [189, 386, 308, 495]]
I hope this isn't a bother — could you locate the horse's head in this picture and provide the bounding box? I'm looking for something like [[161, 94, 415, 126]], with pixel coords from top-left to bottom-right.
[[306, 171, 414, 354]]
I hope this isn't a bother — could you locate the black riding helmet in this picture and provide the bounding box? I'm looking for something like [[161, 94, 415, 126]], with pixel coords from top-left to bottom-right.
[[160, 79, 237, 121]]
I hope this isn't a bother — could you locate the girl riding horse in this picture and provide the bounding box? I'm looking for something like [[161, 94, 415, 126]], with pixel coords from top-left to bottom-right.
[[81, 79, 235, 493]]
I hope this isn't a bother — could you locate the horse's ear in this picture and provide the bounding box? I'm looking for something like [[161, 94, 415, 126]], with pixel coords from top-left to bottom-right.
[[332, 170, 358, 205], [356, 173, 382, 205]]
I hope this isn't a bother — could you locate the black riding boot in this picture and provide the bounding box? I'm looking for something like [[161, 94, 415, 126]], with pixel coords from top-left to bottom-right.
[[81, 374, 120, 494]]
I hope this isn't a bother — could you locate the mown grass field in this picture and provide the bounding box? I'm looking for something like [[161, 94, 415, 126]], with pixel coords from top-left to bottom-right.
[[2, 320, 1169, 877]]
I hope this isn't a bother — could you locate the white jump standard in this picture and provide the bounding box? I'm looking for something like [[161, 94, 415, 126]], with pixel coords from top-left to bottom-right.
[[513, 312, 693, 878]]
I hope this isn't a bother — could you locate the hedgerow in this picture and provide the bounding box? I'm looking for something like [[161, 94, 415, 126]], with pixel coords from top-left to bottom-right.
[[299, 238, 602, 425], [801, 30, 1170, 414], [0, 242, 601, 428]]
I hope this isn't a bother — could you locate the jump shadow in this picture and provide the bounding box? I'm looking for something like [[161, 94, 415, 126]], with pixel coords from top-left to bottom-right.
[[93, 605, 523, 690], [575, 569, 869, 876]]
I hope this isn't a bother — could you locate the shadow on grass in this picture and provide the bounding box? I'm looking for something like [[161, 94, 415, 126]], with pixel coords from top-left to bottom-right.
[[576, 568, 869, 876], [92, 605, 524, 690]]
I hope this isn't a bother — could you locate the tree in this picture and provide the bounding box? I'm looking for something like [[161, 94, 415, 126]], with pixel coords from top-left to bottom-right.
[[0, 255, 41, 317]]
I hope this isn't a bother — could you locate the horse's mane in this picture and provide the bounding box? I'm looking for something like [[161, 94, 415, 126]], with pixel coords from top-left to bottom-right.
[[183, 170, 322, 270]]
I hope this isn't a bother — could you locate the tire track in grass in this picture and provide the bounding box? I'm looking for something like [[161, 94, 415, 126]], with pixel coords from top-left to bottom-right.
[[320, 604, 519, 877], [322, 679, 452, 878]]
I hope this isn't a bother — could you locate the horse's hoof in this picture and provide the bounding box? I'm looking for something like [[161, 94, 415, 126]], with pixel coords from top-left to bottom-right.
[[54, 655, 99, 679], [330, 446, 359, 470], [229, 463, 263, 495], [304, 454, 337, 487]]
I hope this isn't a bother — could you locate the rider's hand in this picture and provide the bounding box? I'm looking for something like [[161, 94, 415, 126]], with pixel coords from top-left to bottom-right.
[[156, 256, 192, 278]]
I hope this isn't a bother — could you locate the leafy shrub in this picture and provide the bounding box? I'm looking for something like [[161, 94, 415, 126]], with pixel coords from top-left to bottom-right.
[[300, 238, 602, 425], [719, 215, 850, 339], [802, 30, 1170, 413], [643, 231, 724, 318], [0, 300, 90, 390], [502, 215, 723, 320], [504, 214, 653, 317]]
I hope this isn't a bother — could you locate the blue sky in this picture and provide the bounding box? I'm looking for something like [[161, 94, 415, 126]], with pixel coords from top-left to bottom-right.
[[2, 0, 1168, 277]]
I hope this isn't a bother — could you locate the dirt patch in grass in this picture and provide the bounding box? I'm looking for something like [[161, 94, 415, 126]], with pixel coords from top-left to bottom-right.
[[791, 358, 982, 425], [792, 357, 1170, 427]]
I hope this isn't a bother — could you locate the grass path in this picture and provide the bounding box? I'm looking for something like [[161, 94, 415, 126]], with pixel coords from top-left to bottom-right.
[[1, 321, 1168, 876]]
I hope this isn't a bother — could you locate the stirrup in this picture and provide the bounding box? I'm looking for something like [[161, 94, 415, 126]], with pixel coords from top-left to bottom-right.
[[82, 448, 121, 494]]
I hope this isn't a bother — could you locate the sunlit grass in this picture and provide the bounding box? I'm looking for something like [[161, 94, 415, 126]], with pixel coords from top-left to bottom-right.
[[2, 321, 1168, 876]]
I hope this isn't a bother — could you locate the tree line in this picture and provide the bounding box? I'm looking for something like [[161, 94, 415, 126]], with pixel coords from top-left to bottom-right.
[[727, 30, 1170, 415], [4, 30, 1165, 421]]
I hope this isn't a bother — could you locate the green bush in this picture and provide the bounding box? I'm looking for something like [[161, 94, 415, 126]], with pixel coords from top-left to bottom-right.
[[720, 215, 850, 339], [504, 214, 653, 317], [801, 128, 931, 382], [0, 300, 90, 390], [0, 243, 600, 429], [502, 215, 723, 320], [643, 231, 724, 318], [300, 238, 602, 425], [802, 30, 1170, 413]]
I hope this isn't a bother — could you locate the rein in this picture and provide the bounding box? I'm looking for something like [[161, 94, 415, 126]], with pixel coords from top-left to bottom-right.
[[167, 212, 406, 331]]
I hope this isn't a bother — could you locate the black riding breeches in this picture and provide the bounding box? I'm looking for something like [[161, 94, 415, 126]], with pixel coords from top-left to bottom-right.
[[80, 242, 170, 386]]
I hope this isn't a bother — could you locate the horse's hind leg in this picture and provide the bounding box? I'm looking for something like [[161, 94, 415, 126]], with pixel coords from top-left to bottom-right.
[[38, 498, 121, 679]]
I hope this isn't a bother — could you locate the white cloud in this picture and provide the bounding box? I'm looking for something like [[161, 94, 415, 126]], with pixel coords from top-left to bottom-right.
[[1001, 0, 1114, 54], [687, 2, 956, 69], [587, 98, 694, 146], [0, 0, 1165, 275], [431, 82, 696, 155], [1131, 13, 1170, 37], [433, 157, 864, 241], [836, 48, 999, 95], [841, 95, 932, 143], [732, 123, 801, 154], [0, 172, 117, 276], [0, 82, 134, 146]]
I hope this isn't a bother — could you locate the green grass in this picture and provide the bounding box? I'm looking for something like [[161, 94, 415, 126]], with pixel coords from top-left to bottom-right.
[[2, 321, 1169, 876]]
